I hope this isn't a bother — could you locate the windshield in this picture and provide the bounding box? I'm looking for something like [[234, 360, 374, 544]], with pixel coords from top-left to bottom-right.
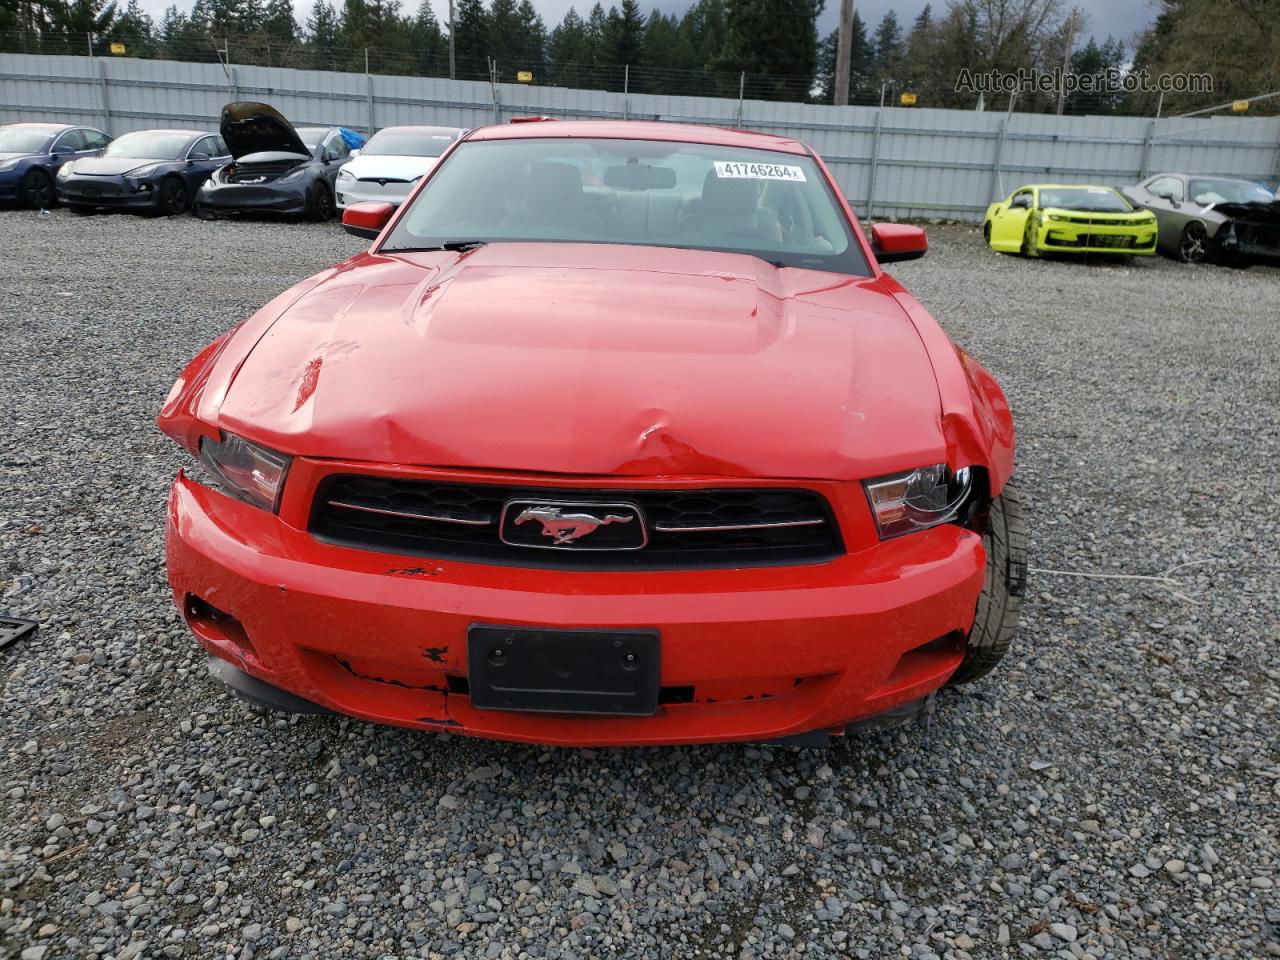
[[297, 128, 326, 149], [0, 126, 56, 153], [105, 131, 191, 160], [382, 137, 866, 274], [1189, 178, 1274, 206], [1038, 187, 1131, 213], [364, 128, 457, 157]]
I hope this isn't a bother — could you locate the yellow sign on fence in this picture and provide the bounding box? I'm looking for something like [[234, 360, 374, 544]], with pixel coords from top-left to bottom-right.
[[517, 70, 533, 84], [1231, 99, 1249, 113], [900, 91, 918, 106], [110, 42, 126, 55]]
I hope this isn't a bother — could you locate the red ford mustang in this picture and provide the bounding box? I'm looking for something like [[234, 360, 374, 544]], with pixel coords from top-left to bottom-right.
[[159, 119, 1025, 746]]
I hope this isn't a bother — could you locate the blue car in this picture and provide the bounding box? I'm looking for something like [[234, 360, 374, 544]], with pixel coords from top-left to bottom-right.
[[0, 122, 113, 208], [58, 129, 230, 216]]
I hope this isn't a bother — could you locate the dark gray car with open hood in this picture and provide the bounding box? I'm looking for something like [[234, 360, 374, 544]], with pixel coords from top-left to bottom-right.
[[194, 102, 364, 220]]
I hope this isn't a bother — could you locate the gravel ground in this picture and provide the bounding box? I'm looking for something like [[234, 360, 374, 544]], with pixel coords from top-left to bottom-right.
[[1, 209, 1278, 960]]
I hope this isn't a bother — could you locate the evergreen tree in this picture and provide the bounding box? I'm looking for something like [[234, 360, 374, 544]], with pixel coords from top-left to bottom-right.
[[408, 0, 446, 74], [109, 0, 156, 54], [486, 0, 521, 68], [262, 0, 297, 45], [548, 6, 587, 84], [817, 9, 871, 104], [718, 0, 820, 101], [603, 0, 642, 69], [49, 0, 119, 38], [305, 0, 342, 67], [870, 10, 903, 81], [451, 0, 488, 76], [515, 0, 546, 70]]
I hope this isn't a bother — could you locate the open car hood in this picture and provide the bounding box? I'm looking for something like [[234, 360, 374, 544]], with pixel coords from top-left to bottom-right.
[[220, 101, 310, 161]]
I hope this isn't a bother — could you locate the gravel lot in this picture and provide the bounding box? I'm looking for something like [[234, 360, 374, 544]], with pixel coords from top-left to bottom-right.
[[1, 208, 1277, 960]]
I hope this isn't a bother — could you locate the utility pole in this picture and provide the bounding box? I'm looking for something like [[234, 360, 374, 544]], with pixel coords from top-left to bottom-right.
[[448, 0, 456, 80], [1055, 10, 1078, 115], [833, 0, 853, 106]]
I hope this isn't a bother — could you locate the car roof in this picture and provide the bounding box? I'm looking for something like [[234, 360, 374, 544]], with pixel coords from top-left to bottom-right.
[[467, 120, 810, 156], [119, 128, 210, 138], [1021, 183, 1120, 191], [5, 122, 73, 131], [376, 125, 463, 135]]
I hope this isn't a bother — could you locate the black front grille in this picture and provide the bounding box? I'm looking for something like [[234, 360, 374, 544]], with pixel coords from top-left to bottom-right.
[[310, 475, 843, 569]]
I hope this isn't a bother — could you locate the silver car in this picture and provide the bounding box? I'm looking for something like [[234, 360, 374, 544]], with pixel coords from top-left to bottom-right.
[[1121, 173, 1280, 265]]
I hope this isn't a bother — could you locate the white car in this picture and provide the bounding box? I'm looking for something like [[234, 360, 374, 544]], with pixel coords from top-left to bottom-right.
[[334, 125, 464, 209]]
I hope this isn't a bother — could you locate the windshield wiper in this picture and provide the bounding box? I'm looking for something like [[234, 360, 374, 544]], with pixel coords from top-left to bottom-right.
[[386, 240, 488, 253]]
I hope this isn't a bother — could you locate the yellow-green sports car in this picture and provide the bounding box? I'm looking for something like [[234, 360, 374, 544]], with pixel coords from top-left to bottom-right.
[[983, 184, 1158, 257]]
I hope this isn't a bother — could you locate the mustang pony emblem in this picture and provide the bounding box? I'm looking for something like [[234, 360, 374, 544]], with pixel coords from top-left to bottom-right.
[[514, 506, 633, 545]]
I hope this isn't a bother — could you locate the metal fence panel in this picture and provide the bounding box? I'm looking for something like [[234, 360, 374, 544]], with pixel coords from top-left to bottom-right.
[[3, 52, 1279, 221]]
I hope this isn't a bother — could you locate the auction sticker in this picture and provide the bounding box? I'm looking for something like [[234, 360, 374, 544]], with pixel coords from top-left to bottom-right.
[[713, 161, 807, 182]]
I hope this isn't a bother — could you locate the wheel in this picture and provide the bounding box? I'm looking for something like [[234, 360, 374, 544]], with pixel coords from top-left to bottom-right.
[[21, 169, 54, 209], [1020, 216, 1038, 256], [308, 183, 334, 222], [157, 177, 188, 216], [194, 203, 219, 221], [950, 477, 1027, 685], [982, 221, 991, 245], [1178, 221, 1209, 263]]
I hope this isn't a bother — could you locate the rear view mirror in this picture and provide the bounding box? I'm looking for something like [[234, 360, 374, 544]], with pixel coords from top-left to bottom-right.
[[604, 164, 677, 190], [871, 223, 928, 264], [342, 201, 396, 240]]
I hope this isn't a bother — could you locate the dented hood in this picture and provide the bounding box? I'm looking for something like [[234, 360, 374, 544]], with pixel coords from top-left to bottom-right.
[[212, 244, 947, 480], [220, 101, 309, 160]]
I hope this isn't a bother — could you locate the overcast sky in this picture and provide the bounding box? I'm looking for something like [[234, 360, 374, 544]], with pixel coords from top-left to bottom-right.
[[138, 0, 1159, 51]]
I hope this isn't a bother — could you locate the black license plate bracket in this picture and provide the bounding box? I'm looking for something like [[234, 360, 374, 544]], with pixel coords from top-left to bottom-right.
[[467, 625, 660, 716]]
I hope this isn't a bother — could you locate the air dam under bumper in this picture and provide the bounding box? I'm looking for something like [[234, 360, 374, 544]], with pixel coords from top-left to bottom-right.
[[196, 182, 309, 214], [167, 472, 986, 746]]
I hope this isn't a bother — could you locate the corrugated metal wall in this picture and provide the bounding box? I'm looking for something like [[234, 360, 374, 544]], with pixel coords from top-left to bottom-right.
[[4, 52, 1278, 222]]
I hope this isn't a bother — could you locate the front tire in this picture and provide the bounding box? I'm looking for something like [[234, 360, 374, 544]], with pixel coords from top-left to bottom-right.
[[1020, 217, 1038, 257], [157, 177, 188, 216], [21, 169, 54, 209], [1178, 221, 1209, 263], [950, 478, 1027, 685], [308, 183, 334, 222], [982, 221, 991, 245]]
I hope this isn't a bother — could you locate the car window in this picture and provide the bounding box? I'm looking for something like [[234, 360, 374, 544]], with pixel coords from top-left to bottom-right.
[[383, 137, 868, 276], [82, 129, 111, 150], [1011, 190, 1033, 208], [1147, 176, 1183, 202], [1188, 178, 1274, 206], [1037, 187, 1131, 213], [362, 128, 460, 158], [105, 131, 193, 161], [54, 129, 87, 152], [190, 136, 218, 158], [0, 125, 58, 153], [323, 134, 348, 161], [212, 136, 229, 156]]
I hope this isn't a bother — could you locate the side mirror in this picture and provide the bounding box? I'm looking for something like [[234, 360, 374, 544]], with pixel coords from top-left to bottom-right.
[[342, 201, 395, 240], [349, 148, 361, 158], [51, 143, 73, 155], [871, 223, 927, 264], [189, 152, 210, 161]]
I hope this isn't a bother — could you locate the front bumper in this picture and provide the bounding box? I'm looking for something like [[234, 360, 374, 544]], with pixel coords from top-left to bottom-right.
[[335, 180, 412, 208], [1035, 220, 1157, 255], [0, 168, 22, 200], [167, 469, 985, 746], [58, 174, 158, 208], [196, 181, 308, 214]]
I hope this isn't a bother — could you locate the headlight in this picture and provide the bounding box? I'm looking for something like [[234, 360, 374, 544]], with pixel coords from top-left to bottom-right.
[[336, 168, 354, 182], [197, 432, 291, 512], [0, 158, 20, 172], [57, 163, 74, 178], [863, 465, 972, 540], [277, 167, 307, 184], [1047, 213, 1064, 221], [125, 164, 162, 180]]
